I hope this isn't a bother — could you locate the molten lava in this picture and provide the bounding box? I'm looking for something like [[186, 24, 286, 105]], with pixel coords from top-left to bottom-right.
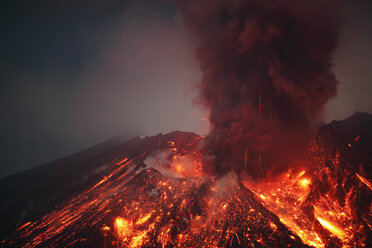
[[2, 130, 370, 248], [242, 135, 371, 247]]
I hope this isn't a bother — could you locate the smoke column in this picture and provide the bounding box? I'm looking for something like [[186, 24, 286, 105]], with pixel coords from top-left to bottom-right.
[[177, 0, 340, 177]]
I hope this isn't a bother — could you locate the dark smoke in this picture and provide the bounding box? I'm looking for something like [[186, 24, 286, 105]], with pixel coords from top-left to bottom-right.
[[178, 0, 340, 177]]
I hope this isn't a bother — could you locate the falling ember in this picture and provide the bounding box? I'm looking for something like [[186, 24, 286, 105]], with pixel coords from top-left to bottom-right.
[[356, 173, 372, 190], [16, 221, 32, 231]]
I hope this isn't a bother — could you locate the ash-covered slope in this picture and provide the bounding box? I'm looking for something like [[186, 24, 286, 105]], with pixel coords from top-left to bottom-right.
[[1, 112, 371, 248]]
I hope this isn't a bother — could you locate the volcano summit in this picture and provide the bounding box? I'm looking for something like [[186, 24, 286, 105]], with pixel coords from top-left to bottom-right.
[[1, 113, 371, 248]]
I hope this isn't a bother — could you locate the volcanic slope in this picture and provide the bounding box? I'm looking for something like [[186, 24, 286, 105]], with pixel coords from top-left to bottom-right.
[[2, 131, 307, 248], [1, 112, 371, 247]]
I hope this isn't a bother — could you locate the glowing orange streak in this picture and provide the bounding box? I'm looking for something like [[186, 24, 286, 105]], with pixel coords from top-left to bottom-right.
[[135, 212, 153, 225], [87, 158, 133, 193], [89, 178, 107, 192], [201, 118, 210, 125], [16, 221, 32, 231], [108, 158, 134, 177], [316, 217, 346, 240], [17, 158, 137, 248], [117, 157, 128, 165], [242, 172, 326, 248], [235, 233, 240, 245], [356, 173, 372, 190]]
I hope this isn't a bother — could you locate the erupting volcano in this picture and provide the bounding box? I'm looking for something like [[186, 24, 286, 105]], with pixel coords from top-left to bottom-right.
[[1, 0, 371, 248], [1, 113, 371, 247]]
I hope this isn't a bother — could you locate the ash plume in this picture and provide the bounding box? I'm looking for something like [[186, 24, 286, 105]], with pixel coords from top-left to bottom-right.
[[177, 0, 341, 177]]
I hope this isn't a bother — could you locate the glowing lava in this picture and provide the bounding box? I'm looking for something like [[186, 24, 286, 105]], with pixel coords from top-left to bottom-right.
[[242, 136, 371, 248], [3, 131, 370, 248]]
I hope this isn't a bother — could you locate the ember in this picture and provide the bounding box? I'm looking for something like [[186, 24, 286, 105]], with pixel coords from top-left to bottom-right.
[[242, 130, 371, 247], [3, 122, 370, 247]]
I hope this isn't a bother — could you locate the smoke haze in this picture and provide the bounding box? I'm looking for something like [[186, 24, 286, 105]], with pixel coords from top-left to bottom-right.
[[0, 1, 206, 178], [0, 0, 370, 179], [178, 0, 341, 177]]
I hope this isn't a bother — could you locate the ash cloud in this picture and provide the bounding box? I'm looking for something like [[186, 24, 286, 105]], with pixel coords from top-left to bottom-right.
[[177, 0, 341, 177]]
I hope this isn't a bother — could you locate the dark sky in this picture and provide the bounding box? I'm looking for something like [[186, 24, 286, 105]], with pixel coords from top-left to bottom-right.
[[0, 0, 371, 178]]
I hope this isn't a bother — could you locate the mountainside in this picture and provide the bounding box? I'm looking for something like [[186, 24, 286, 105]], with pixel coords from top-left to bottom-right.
[[0, 135, 140, 240], [1, 112, 371, 247]]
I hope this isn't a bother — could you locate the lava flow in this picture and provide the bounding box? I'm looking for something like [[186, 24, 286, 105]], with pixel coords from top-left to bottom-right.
[[3, 132, 305, 248], [2, 124, 371, 248], [242, 131, 371, 248]]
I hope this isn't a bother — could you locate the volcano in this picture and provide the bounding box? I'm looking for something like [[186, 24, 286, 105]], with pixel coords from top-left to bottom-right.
[[1, 112, 371, 248]]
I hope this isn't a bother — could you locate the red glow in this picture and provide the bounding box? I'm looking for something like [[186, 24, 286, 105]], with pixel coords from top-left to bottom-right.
[[5, 133, 370, 248]]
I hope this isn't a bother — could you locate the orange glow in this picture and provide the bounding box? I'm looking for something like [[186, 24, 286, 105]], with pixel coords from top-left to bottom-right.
[[101, 226, 110, 231], [175, 164, 183, 173], [242, 154, 366, 248], [161, 140, 205, 178], [300, 179, 310, 187], [356, 173, 372, 190], [316, 217, 346, 240], [130, 231, 147, 248], [135, 212, 152, 225], [115, 217, 132, 238], [16, 221, 32, 231], [201, 118, 209, 123], [6, 134, 368, 248], [297, 171, 306, 177]]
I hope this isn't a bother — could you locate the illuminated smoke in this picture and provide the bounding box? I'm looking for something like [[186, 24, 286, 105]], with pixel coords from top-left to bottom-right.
[[178, 0, 340, 177]]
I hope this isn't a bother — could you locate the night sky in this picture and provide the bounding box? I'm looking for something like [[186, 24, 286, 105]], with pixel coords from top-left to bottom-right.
[[0, 0, 371, 178]]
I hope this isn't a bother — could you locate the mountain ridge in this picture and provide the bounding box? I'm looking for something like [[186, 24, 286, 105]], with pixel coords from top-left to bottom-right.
[[0, 114, 371, 246]]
